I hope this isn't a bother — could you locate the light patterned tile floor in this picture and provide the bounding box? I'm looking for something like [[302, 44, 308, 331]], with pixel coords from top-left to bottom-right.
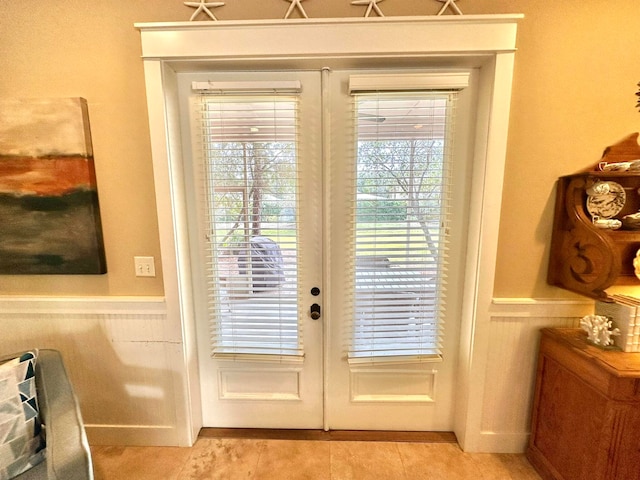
[[91, 439, 542, 480]]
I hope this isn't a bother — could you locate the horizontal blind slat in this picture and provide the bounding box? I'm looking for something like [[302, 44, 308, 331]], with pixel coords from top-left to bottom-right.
[[197, 93, 303, 358], [348, 89, 455, 361]]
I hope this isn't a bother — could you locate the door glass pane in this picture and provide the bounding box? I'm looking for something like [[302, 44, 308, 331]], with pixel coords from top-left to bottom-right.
[[351, 92, 455, 360], [198, 95, 301, 357]]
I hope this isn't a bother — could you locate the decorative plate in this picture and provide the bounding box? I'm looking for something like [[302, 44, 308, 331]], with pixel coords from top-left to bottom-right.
[[586, 181, 625, 219]]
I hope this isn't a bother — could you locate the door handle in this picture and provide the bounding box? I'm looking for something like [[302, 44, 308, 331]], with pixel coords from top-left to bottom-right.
[[310, 303, 321, 320]]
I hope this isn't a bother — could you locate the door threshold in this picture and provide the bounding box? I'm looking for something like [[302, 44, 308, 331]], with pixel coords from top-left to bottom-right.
[[199, 428, 457, 443]]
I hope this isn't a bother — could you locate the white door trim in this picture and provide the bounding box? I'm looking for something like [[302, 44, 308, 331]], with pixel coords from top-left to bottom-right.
[[136, 14, 522, 450]]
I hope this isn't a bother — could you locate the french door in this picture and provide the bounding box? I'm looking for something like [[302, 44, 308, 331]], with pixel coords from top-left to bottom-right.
[[179, 67, 475, 431]]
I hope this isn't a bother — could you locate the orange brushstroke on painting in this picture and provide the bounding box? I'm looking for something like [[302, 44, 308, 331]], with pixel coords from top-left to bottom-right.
[[0, 156, 97, 196]]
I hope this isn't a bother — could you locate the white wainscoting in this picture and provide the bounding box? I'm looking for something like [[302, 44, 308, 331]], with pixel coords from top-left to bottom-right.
[[0, 296, 183, 446], [0, 295, 594, 450], [477, 298, 593, 452]]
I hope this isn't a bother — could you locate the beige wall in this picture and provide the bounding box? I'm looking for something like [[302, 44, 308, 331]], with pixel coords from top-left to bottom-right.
[[0, 0, 638, 298]]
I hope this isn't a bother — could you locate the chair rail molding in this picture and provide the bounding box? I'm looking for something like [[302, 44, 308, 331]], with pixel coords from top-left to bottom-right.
[[0, 295, 166, 315], [491, 297, 593, 318], [136, 14, 523, 450]]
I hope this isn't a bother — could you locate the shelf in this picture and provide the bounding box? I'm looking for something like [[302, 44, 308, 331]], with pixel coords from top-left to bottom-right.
[[547, 133, 640, 300]]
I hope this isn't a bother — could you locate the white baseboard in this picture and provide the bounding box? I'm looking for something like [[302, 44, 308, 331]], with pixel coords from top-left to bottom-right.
[[475, 431, 530, 453], [85, 424, 182, 447]]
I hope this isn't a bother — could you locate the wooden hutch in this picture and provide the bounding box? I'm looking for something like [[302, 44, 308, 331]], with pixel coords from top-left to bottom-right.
[[527, 134, 640, 480]]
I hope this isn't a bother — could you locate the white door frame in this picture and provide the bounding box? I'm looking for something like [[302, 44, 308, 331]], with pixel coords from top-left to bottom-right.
[[136, 14, 522, 451]]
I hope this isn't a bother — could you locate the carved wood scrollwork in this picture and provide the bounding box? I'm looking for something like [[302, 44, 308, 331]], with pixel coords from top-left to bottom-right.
[[561, 177, 620, 298], [549, 176, 620, 300]]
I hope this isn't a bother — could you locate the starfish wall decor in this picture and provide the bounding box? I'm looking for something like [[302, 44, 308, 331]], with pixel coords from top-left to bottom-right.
[[178, 0, 470, 22], [351, 0, 385, 17], [184, 0, 225, 21], [436, 0, 463, 15], [283, 0, 309, 19]]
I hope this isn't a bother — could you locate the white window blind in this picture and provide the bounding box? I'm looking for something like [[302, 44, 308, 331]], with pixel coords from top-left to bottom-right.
[[194, 85, 302, 358], [348, 77, 462, 363]]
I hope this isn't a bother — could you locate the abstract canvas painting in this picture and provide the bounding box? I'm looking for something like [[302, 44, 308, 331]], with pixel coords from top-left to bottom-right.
[[0, 98, 107, 274]]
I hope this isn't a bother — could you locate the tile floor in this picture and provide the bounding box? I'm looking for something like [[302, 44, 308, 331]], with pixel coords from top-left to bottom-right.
[[91, 438, 543, 479]]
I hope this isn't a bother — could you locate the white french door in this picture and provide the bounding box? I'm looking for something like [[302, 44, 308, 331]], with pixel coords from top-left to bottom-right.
[[179, 67, 475, 431]]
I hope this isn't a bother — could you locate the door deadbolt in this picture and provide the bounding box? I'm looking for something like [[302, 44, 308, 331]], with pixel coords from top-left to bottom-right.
[[310, 303, 321, 320]]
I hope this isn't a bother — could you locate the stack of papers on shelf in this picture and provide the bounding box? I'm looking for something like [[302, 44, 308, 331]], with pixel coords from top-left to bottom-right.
[[595, 295, 640, 352]]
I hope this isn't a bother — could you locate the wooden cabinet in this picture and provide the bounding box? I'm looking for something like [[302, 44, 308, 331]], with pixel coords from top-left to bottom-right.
[[527, 328, 640, 480], [547, 133, 640, 300]]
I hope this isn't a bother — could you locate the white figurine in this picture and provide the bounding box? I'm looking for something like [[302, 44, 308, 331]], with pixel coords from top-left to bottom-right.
[[634, 248, 640, 280], [184, 1, 225, 21], [436, 0, 463, 16], [352, 0, 385, 17], [283, 0, 309, 19], [580, 314, 620, 347]]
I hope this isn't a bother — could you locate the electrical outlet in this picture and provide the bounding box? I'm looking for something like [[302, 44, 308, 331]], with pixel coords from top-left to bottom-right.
[[134, 256, 156, 277]]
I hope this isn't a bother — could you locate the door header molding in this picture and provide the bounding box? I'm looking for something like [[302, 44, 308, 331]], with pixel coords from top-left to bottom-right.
[[136, 15, 522, 62]]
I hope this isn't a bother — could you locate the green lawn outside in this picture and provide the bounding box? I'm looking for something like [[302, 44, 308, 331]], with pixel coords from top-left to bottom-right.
[[214, 222, 440, 265]]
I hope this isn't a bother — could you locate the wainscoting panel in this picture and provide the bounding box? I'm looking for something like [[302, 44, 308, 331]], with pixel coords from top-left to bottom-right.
[[0, 296, 595, 450], [0, 296, 180, 446], [479, 298, 592, 452]]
